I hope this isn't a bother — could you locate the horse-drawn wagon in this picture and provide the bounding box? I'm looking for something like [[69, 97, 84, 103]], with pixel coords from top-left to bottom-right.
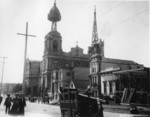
[[59, 88, 105, 117]]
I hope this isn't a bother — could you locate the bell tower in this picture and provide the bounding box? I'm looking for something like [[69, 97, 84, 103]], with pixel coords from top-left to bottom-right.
[[88, 7, 104, 97], [42, 0, 62, 94], [44, 0, 62, 56]]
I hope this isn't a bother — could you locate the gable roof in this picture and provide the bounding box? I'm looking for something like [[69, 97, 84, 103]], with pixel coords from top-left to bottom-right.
[[103, 57, 139, 65]]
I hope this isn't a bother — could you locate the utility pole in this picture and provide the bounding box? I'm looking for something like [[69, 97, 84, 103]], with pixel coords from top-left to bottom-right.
[[0, 56, 7, 96], [17, 22, 36, 95]]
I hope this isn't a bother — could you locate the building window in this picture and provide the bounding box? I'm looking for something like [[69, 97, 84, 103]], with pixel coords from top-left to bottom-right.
[[95, 76, 98, 83], [56, 72, 58, 80], [103, 81, 107, 94], [59, 70, 61, 80], [109, 81, 112, 94], [92, 67, 94, 73], [44, 60, 46, 70], [93, 77, 95, 83], [95, 67, 96, 72], [66, 72, 71, 76], [53, 40, 59, 51], [46, 59, 48, 70]]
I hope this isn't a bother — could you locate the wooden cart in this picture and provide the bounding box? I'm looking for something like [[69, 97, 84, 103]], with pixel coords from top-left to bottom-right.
[[59, 88, 105, 117]]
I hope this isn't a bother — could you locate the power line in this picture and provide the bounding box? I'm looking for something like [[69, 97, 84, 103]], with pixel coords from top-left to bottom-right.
[[100, 1, 126, 16], [112, 9, 149, 28]]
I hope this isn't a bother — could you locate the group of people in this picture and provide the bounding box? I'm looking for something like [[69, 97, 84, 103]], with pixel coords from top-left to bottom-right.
[[29, 96, 52, 104], [4, 94, 26, 115]]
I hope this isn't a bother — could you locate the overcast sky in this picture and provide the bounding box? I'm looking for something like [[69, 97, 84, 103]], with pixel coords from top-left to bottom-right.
[[0, 0, 149, 83]]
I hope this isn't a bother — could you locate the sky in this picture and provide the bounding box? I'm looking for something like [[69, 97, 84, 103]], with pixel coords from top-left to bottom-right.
[[0, 0, 149, 83]]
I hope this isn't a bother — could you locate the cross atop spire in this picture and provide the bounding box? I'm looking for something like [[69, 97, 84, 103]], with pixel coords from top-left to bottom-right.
[[92, 6, 98, 43], [76, 41, 78, 47]]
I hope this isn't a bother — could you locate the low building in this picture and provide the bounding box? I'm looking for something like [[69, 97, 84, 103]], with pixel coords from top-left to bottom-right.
[[24, 59, 41, 96], [50, 67, 89, 100]]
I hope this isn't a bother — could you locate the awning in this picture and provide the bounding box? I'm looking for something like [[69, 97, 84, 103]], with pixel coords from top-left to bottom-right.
[[100, 67, 120, 74]]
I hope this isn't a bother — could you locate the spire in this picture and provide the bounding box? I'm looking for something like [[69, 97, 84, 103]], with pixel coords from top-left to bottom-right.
[[92, 6, 98, 43]]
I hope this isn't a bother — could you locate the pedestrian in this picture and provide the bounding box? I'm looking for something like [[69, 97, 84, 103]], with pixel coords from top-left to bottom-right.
[[18, 95, 26, 115], [9, 94, 20, 115], [47, 96, 50, 104], [43, 96, 45, 103], [37, 97, 40, 103], [4, 94, 12, 114], [49, 93, 53, 102], [95, 99, 103, 117], [0, 95, 3, 105]]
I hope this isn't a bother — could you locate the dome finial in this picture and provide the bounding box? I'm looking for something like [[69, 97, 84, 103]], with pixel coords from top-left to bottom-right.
[[54, 0, 56, 5]]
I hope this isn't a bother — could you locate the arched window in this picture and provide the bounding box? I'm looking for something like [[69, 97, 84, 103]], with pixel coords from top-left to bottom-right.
[[53, 40, 59, 51]]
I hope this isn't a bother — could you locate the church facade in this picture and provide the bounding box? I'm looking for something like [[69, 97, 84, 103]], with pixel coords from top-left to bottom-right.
[[88, 7, 150, 104], [40, 2, 90, 99]]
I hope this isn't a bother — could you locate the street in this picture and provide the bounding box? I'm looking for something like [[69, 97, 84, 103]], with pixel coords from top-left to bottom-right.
[[0, 100, 149, 117], [0, 101, 60, 117]]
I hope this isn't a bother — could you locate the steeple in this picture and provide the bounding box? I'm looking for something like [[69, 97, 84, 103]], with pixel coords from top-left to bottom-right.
[[88, 6, 104, 57], [92, 6, 98, 44], [48, 0, 61, 31]]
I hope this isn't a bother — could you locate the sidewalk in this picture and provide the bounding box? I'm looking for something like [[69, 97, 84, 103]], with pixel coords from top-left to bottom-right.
[[103, 104, 150, 115]]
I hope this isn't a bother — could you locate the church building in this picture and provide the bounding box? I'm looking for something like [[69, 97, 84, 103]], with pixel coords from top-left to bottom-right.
[[88, 7, 150, 104], [24, 1, 150, 104], [40, 1, 90, 100]]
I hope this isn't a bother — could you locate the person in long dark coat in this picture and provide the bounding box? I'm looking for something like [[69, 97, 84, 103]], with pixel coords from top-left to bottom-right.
[[9, 95, 20, 115], [4, 94, 12, 114], [0, 95, 3, 105], [18, 95, 26, 115]]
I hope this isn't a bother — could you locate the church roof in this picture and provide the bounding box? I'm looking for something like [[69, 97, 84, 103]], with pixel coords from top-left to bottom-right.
[[113, 68, 146, 75], [103, 57, 139, 65], [48, 2, 61, 22]]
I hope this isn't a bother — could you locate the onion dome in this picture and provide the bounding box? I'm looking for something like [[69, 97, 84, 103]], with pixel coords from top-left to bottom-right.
[[48, 2, 61, 22]]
